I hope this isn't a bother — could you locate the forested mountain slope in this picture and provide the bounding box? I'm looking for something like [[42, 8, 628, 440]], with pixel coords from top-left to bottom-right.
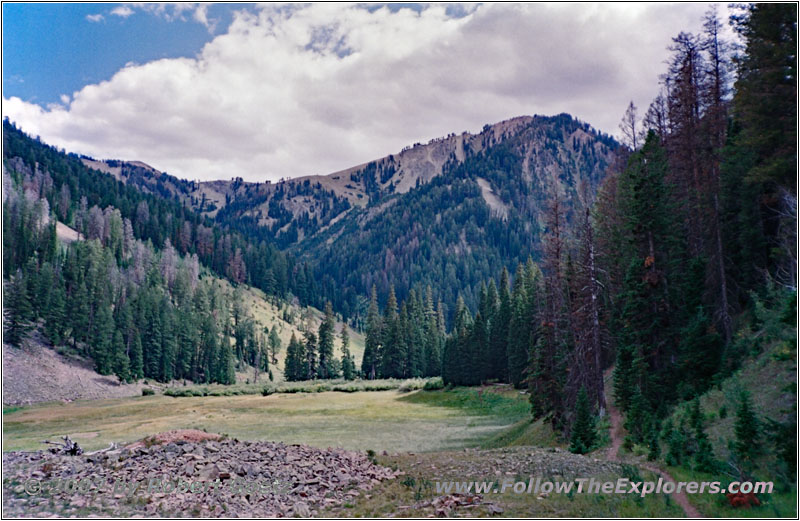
[[73, 114, 618, 319]]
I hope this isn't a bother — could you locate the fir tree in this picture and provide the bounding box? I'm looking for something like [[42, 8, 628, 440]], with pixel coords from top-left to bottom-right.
[[689, 398, 717, 472], [733, 391, 761, 467], [361, 286, 382, 379], [340, 324, 356, 380], [112, 330, 131, 382], [569, 387, 597, 454], [317, 301, 336, 379], [92, 302, 115, 375], [129, 331, 144, 380], [4, 269, 34, 347], [284, 333, 302, 381], [303, 331, 317, 380], [507, 269, 531, 388], [489, 268, 512, 382], [44, 279, 66, 345], [268, 325, 281, 364]]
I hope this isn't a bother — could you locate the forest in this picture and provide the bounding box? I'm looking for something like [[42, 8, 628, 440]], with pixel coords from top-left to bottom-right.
[[2, 1, 795, 488]]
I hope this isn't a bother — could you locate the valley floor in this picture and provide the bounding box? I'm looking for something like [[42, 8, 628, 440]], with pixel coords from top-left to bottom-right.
[[3, 386, 795, 518], [2, 388, 522, 453]]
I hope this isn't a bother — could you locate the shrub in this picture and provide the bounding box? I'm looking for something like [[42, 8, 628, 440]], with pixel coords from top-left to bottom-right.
[[423, 377, 445, 391], [141, 388, 155, 396]]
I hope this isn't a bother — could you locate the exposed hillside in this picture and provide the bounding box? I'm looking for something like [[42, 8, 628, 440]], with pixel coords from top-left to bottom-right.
[[3, 333, 147, 406], [79, 116, 548, 246], [79, 114, 618, 317], [305, 114, 618, 316]]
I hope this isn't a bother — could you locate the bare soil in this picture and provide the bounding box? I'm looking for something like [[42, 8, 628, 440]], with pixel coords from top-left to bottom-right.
[[3, 337, 147, 406]]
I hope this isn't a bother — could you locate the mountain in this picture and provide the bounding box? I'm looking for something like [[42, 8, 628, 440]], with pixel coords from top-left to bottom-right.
[[79, 113, 618, 319]]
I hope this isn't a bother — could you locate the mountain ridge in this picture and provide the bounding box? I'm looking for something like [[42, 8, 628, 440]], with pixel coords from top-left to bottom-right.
[[79, 113, 616, 244]]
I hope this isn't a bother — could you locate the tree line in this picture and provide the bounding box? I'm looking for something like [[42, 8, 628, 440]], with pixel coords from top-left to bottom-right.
[[2, 121, 322, 309], [3, 171, 271, 385], [283, 302, 357, 381]]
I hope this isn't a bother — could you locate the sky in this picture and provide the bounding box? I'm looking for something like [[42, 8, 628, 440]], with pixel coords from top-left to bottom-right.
[[2, 3, 728, 183]]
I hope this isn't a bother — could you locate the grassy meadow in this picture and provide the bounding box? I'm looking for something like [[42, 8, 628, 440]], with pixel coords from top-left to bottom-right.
[[2, 387, 530, 453]]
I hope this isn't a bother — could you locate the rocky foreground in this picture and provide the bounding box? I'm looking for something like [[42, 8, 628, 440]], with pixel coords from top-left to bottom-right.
[[2, 431, 400, 517]]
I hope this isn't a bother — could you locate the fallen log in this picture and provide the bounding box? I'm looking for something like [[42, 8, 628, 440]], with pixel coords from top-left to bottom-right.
[[41, 435, 83, 455]]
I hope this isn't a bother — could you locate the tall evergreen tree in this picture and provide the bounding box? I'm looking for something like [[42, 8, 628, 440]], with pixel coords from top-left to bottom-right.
[[569, 387, 597, 454], [340, 323, 356, 380], [4, 269, 34, 347], [317, 301, 336, 379], [361, 286, 382, 379]]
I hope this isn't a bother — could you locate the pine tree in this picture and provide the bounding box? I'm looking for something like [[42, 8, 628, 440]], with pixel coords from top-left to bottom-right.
[[317, 301, 336, 379], [303, 331, 317, 380], [112, 330, 131, 382], [689, 398, 717, 472], [610, 131, 683, 412], [4, 269, 34, 347], [92, 302, 114, 375], [468, 311, 488, 385], [443, 296, 472, 386], [268, 325, 281, 364], [340, 324, 356, 380], [129, 330, 144, 380], [507, 273, 530, 388], [44, 279, 66, 345], [569, 387, 597, 454], [733, 391, 761, 468], [489, 268, 512, 382], [284, 333, 302, 381], [663, 419, 685, 466], [361, 286, 382, 379]]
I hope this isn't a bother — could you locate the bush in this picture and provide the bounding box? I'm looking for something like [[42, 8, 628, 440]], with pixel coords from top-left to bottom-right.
[[262, 386, 275, 396], [423, 377, 445, 391], [141, 388, 155, 396]]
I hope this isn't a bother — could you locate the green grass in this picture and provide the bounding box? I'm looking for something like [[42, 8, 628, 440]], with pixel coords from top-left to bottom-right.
[[665, 465, 797, 518], [325, 453, 686, 518], [3, 388, 523, 453], [160, 377, 432, 397], [399, 385, 530, 419], [481, 417, 562, 449]]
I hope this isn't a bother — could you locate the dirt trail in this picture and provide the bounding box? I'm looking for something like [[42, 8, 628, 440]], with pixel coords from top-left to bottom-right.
[[603, 368, 702, 518]]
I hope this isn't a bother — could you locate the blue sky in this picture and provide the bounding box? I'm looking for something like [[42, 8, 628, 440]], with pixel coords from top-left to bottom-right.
[[2, 3, 245, 105], [2, 3, 717, 182]]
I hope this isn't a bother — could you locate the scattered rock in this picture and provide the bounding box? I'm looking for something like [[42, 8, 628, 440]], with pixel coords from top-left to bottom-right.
[[3, 434, 397, 517]]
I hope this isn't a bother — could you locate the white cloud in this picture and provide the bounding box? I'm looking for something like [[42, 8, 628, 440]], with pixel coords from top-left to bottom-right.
[[192, 4, 217, 34], [110, 5, 134, 18], [3, 3, 721, 182], [86, 13, 105, 23]]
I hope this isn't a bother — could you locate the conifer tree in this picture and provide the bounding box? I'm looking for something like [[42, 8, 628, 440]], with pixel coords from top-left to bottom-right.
[[44, 280, 66, 345], [92, 302, 114, 375], [361, 286, 382, 379], [303, 331, 317, 380], [4, 269, 34, 347], [284, 333, 302, 381], [112, 330, 131, 382], [317, 301, 336, 379], [443, 296, 472, 386], [507, 268, 530, 388], [340, 324, 356, 380], [733, 391, 761, 468], [268, 325, 281, 364], [489, 268, 512, 382], [689, 398, 717, 472], [129, 330, 144, 380], [569, 387, 597, 454]]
